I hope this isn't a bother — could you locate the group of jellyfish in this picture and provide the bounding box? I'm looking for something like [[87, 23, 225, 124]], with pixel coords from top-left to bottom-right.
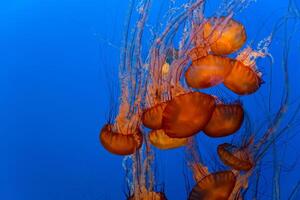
[[99, 0, 299, 199]]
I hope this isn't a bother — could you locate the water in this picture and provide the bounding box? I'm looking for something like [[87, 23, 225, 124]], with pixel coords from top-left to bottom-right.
[[1, 0, 300, 199]]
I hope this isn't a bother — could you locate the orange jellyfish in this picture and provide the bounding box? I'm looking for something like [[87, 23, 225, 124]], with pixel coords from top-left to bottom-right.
[[162, 92, 216, 138], [128, 191, 167, 200], [142, 102, 167, 130], [217, 143, 253, 171], [203, 17, 247, 55], [188, 171, 236, 200], [223, 60, 262, 95], [99, 124, 143, 156], [203, 102, 244, 137], [185, 54, 233, 89], [149, 129, 188, 150]]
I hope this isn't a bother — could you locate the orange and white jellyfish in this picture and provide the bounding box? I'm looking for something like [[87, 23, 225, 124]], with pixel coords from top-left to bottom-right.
[[203, 101, 244, 138], [203, 17, 247, 55], [142, 102, 167, 130], [188, 171, 236, 200], [217, 143, 253, 171], [185, 54, 234, 89], [162, 92, 216, 138], [223, 59, 263, 95], [100, 124, 143, 155], [149, 129, 188, 150]]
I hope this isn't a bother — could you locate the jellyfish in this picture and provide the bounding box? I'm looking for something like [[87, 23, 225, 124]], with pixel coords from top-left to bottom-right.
[[217, 143, 253, 171], [203, 17, 247, 55], [127, 188, 167, 200], [223, 59, 262, 95], [162, 92, 216, 138], [142, 102, 167, 130], [149, 129, 188, 150], [203, 101, 244, 138], [188, 171, 236, 200], [185, 54, 234, 89], [100, 124, 143, 155]]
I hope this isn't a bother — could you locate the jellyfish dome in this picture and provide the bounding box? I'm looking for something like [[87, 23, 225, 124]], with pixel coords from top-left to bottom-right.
[[142, 102, 167, 130], [224, 60, 262, 95], [99, 124, 143, 156], [217, 143, 253, 171], [162, 92, 216, 138], [149, 129, 188, 150], [185, 55, 233, 89], [203, 102, 244, 137], [188, 171, 236, 200], [203, 17, 247, 55]]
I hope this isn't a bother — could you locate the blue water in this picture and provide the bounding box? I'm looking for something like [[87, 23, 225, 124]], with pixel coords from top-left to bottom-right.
[[1, 0, 300, 200]]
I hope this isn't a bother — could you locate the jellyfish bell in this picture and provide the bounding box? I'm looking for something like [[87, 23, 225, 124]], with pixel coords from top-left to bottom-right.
[[185, 54, 233, 89], [203, 101, 244, 137], [217, 143, 253, 171], [188, 171, 236, 200], [203, 17, 247, 55], [162, 92, 216, 138], [142, 102, 167, 130], [99, 124, 143, 156], [149, 129, 188, 150], [224, 60, 262, 95]]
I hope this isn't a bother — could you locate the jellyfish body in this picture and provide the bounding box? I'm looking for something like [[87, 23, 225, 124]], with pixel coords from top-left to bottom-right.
[[99, 124, 143, 155], [217, 143, 253, 171], [188, 171, 236, 200], [149, 129, 188, 150], [142, 102, 167, 130], [203, 102, 244, 137], [224, 60, 262, 95], [203, 17, 247, 55], [185, 55, 233, 89], [162, 92, 216, 138]]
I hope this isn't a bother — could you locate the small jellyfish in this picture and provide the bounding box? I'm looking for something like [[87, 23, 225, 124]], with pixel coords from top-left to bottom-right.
[[217, 143, 253, 171], [100, 124, 143, 155], [128, 191, 167, 200], [185, 54, 233, 89], [188, 171, 236, 200], [203, 17, 247, 55], [142, 102, 167, 130], [223, 60, 262, 95], [149, 129, 188, 150], [203, 102, 244, 137], [162, 92, 216, 138]]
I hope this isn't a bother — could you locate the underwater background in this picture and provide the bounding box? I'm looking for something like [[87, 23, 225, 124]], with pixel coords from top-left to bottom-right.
[[1, 0, 300, 200]]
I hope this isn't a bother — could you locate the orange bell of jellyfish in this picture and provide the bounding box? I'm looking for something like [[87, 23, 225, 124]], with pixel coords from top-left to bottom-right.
[[203, 102, 244, 137], [217, 143, 253, 171], [162, 92, 216, 138], [149, 129, 188, 150], [99, 124, 143, 155], [142, 102, 167, 130], [224, 60, 262, 95], [203, 17, 247, 55], [185, 55, 233, 89], [188, 171, 236, 200]]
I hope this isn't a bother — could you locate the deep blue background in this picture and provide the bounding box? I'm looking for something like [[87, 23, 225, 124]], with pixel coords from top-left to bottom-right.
[[1, 0, 299, 199]]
